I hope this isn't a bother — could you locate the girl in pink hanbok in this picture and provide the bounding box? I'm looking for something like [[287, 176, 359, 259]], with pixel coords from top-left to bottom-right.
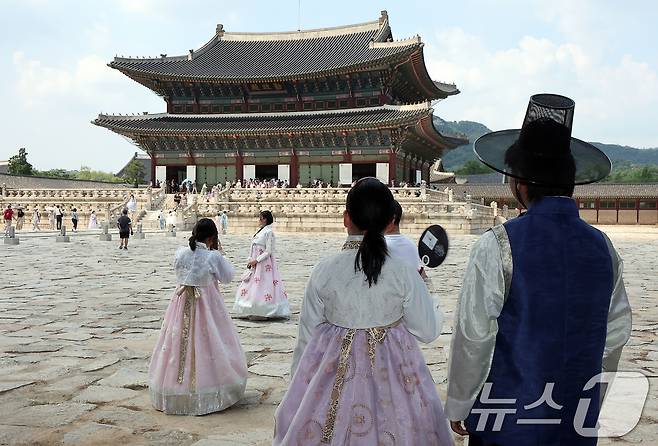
[[233, 210, 290, 319], [273, 178, 453, 446], [149, 218, 247, 415]]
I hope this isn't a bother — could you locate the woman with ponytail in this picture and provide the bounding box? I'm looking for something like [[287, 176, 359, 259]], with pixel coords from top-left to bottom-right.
[[148, 218, 247, 415], [274, 178, 453, 445], [233, 210, 290, 319]]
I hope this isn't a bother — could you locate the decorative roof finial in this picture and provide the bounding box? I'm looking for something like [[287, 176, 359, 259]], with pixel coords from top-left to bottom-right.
[[379, 10, 388, 26], [188, 49, 194, 61], [216, 24, 225, 38]]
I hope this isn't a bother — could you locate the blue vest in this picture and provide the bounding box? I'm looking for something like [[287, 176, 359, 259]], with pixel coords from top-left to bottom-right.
[[465, 197, 613, 446]]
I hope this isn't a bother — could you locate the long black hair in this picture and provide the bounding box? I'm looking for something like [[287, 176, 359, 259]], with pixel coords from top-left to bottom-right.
[[189, 218, 219, 251], [346, 178, 394, 286], [254, 210, 274, 237]]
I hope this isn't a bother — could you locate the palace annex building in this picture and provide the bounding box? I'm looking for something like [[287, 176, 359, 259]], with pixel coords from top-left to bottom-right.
[[94, 11, 466, 187]]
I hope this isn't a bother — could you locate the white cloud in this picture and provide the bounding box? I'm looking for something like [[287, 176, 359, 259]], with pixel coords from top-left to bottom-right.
[[12, 51, 126, 108], [425, 27, 658, 147]]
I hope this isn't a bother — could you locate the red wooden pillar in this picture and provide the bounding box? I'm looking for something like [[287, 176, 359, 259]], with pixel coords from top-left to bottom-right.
[[236, 151, 243, 182], [150, 154, 156, 187], [290, 150, 299, 186]]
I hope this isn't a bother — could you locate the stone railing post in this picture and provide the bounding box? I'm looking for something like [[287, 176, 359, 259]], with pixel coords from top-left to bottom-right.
[[106, 204, 111, 223], [420, 180, 427, 201], [491, 201, 498, 217], [1, 183, 6, 197], [447, 188, 453, 202]]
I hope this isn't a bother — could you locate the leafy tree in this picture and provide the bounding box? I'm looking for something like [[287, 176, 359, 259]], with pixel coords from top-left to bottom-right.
[[37, 169, 72, 179], [122, 159, 146, 187], [603, 164, 658, 183], [7, 148, 34, 175], [454, 159, 493, 175], [76, 166, 124, 183]]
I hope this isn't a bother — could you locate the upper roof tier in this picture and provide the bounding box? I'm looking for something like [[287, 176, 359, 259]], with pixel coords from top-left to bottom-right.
[[109, 11, 458, 100]]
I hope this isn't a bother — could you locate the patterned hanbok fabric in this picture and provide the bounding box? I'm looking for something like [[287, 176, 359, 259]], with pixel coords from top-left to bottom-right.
[[273, 236, 453, 445], [233, 224, 290, 319], [149, 242, 247, 415]]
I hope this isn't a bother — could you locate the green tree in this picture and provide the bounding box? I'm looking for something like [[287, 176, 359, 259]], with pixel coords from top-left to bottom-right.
[[37, 168, 72, 179], [122, 159, 146, 187], [75, 166, 124, 183], [7, 148, 34, 175], [454, 159, 493, 175]]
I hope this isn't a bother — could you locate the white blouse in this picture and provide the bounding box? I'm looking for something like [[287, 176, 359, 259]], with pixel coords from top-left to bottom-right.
[[174, 242, 235, 287], [252, 224, 276, 263], [291, 235, 443, 376]]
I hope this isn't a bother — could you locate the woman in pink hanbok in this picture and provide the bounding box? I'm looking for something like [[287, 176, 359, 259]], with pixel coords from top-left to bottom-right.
[[233, 210, 290, 319], [149, 218, 247, 415], [273, 178, 453, 446]]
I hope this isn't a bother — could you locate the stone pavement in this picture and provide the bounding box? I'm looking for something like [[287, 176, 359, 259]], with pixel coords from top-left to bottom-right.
[[0, 227, 656, 445]]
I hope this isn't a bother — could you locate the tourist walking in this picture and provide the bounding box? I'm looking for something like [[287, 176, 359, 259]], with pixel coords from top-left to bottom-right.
[[88, 210, 98, 229], [166, 211, 176, 231], [31, 208, 41, 231], [55, 205, 63, 230], [117, 208, 132, 250], [445, 94, 632, 446], [149, 218, 247, 415], [49, 209, 56, 230], [158, 211, 166, 230], [273, 178, 452, 445], [15, 207, 25, 230], [233, 210, 290, 319], [384, 200, 423, 273], [3, 204, 14, 236], [127, 193, 137, 215], [220, 211, 228, 235], [71, 208, 78, 232]]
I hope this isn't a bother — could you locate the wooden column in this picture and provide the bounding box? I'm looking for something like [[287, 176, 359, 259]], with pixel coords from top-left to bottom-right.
[[150, 154, 156, 187], [290, 149, 299, 186]]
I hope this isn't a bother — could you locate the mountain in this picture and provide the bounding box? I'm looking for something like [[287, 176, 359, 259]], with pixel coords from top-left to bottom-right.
[[433, 117, 658, 171]]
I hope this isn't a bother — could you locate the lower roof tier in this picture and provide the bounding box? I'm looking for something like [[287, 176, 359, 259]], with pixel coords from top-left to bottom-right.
[[94, 104, 467, 160]]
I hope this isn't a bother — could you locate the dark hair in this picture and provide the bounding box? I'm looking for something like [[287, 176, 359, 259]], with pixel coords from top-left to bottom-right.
[[504, 144, 576, 202], [392, 200, 403, 226], [189, 218, 218, 251], [122, 208, 128, 215], [346, 178, 394, 286], [254, 210, 274, 236]]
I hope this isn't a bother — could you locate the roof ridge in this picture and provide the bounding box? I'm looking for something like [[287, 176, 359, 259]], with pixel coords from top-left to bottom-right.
[[219, 19, 381, 42]]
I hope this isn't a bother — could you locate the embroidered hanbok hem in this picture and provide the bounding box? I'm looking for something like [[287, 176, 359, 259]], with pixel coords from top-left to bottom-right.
[[273, 322, 454, 446], [149, 283, 247, 416], [233, 244, 290, 319]]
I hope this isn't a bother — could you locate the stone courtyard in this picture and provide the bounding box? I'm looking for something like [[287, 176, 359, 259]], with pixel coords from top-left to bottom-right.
[[0, 227, 656, 445]]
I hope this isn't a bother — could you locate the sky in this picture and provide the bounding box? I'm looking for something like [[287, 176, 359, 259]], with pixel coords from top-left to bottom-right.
[[1, 0, 657, 172]]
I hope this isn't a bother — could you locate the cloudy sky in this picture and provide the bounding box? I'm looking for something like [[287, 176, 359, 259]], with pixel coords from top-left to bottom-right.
[[1, 0, 657, 172]]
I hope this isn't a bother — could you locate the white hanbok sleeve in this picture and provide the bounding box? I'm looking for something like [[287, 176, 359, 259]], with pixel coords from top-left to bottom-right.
[[600, 233, 632, 373], [256, 231, 274, 262], [402, 264, 443, 343], [445, 231, 505, 422], [209, 251, 235, 284], [291, 265, 325, 377]]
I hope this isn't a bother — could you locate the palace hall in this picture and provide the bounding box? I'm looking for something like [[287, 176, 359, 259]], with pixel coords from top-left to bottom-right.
[[94, 11, 465, 187]]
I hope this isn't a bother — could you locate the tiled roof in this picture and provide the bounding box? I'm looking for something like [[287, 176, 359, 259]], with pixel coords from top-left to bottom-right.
[[94, 104, 435, 136], [108, 13, 458, 99], [444, 183, 658, 199]]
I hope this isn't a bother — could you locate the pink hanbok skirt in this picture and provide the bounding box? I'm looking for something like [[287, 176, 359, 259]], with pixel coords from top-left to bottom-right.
[[233, 244, 290, 318], [273, 323, 454, 446], [149, 283, 247, 415]]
